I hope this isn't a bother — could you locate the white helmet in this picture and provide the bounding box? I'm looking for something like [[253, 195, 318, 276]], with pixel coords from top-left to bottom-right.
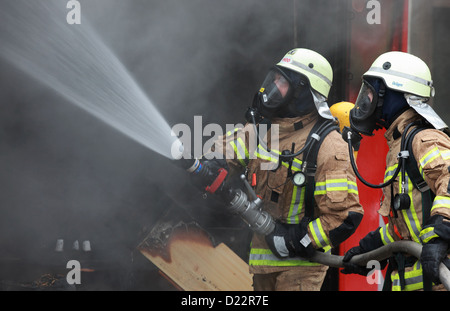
[[253, 48, 334, 120], [351, 51, 447, 134]]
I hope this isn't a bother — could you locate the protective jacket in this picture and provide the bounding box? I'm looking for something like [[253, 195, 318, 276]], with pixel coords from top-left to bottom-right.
[[378, 108, 450, 290], [217, 112, 364, 274]]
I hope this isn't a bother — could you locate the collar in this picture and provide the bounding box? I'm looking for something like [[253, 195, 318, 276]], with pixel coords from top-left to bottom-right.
[[384, 108, 421, 143], [271, 112, 319, 133]]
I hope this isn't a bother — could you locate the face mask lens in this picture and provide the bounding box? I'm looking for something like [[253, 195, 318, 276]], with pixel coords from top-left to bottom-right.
[[273, 74, 290, 98], [350, 81, 379, 136], [355, 82, 375, 112], [256, 69, 294, 118]]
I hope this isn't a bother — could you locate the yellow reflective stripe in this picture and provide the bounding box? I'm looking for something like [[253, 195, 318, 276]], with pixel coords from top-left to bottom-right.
[[431, 195, 450, 212], [419, 147, 441, 176], [226, 127, 240, 137], [419, 227, 439, 244], [384, 164, 398, 182], [254, 144, 303, 170], [314, 179, 358, 195], [229, 137, 249, 167], [254, 144, 279, 163], [380, 224, 395, 245], [314, 181, 326, 195], [399, 172, 422, 243], [287, 185, 305, 224], [282, 158, 302, 172], [391, 261, 426, 291], [308, 219, 329, 249], [348, 181, 358, 194], [248, 248, 320, 267], [441, 150, 450, 160]]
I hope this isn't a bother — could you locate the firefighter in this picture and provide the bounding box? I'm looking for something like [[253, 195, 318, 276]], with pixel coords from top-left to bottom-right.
[[213, 48, 364, 291], [341, 51, 450, 291]]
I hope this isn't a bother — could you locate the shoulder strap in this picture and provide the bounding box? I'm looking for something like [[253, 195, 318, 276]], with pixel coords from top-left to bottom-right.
[[404, 123, 436, 221], [303, 118, 340, 219], [404, 124, 432, 193]]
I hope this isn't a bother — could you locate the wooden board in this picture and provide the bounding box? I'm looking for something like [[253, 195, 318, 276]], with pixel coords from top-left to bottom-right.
[[138, 224, 253, 291]]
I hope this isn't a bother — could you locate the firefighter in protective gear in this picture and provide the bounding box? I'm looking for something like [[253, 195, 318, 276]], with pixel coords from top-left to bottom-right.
[[214, 48, 364, 291], [343, 51, 450, 291]]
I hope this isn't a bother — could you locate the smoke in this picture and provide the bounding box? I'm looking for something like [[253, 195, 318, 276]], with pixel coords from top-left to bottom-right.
[[0, 0, 348, 289]]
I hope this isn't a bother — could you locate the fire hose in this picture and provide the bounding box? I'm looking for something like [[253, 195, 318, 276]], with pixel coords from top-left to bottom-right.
[[310, 240, 450, 290]]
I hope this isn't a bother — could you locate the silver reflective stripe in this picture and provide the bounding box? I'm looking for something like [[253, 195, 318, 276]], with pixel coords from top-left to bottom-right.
[[287, 185, 304, 224], [400, 173, 422, 243], [392, 274, 423, 289], [273, 236, 289, 257], [348, 182, 358, 193], [300, 234, 311, 248], [369, 66, 432, 86], [380, 225, 394, 245], [291, 160, 302, 171], [291, 59, 332, 87], [310, 219, 328, 248], [419, 147, 440, 168], [419, 227, 437, 244], [232, 139, 247, 161]]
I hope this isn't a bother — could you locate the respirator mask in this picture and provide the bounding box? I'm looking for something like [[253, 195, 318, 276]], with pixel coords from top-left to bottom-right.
[[250, 67, 314, 120], [350, 78, 385, 136]]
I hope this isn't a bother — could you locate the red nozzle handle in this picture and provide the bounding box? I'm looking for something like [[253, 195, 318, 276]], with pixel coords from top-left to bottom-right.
[[205, 168, 228, 194]]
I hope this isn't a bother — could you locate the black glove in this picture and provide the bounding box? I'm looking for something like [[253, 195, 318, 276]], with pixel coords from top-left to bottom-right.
[[420, 215, 450, 284], [341, 228, 385, 275], [421, 238, 449, 284], [265, 218, 315, 259], [265, 221, 290, 258]]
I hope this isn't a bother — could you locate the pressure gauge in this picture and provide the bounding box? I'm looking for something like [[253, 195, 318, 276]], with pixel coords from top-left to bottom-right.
[[292, 171, 306, 187], [393, 193, 411, 211]]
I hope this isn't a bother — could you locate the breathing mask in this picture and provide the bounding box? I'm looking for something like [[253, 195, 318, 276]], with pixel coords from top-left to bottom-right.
[[252, 66, 314, 119]]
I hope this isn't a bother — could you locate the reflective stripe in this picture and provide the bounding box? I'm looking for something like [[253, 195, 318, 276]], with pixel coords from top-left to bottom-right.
[[419, 226, 439, 244], [226, 127, 240, 137], [254, 144, 305, 224], [431, 195, 450, 212], [289, 159, 302, 172], [287, 185, 305, 224], [391, 261, 426, 291], [419, 147, 441, 176], [230, 137, 249, 166], [348, 181, 358, 194], [441, 150, 450, 160], [308, 219, 329, 248], [314, 179, 358, 195], [384, 164, 398, 182], [369, 66, 432, 87], [248, 248, 321, 267], [290, 59, 332, 87], [254, 144, 279, 163], [399, 172, 422, 243], [380, 224, 395, 245]]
